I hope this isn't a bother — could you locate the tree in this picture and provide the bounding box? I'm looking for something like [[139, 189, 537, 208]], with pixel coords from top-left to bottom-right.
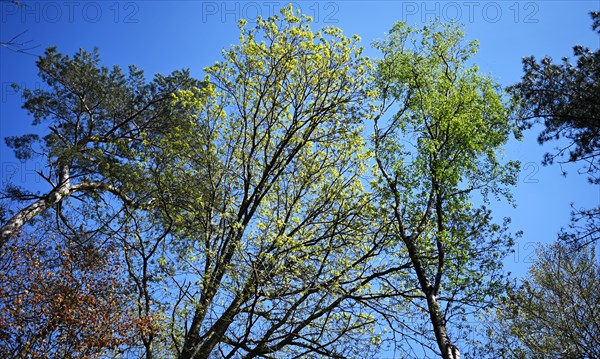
[[480, 242, 600, 358], [509, 11, 600, 247], [1, 7, 416, 358], [0, 46, 200, 248], [0, 46, 204, 356], [0, 46, 202, 358], [0, 231, 139, 358], [166, 9, 405, 358], [371, 21, 519, 358]]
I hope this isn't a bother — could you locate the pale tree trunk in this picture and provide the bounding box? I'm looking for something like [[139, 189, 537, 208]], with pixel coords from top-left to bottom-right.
[[1, 163, 72, 248], [427, 292, 460, 359], [0, 163, 131, 249], [1, 192, 62, 245]]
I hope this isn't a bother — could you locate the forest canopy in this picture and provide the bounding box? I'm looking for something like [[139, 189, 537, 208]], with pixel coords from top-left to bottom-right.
[[1, 6, 598, 359]]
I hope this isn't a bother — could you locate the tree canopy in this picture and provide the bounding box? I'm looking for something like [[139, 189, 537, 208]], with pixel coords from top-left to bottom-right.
[[510, 11, 599, 180], [0, 7, 535, 359], [371, 21, 519, 359], [480, 242, 600, 358], [509, 11, 599, 248]]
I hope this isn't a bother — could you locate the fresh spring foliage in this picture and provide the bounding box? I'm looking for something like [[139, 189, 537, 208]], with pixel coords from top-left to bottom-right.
[[0, 7, 524, 359], [480, 242, 600, 358], [371, 21, 520, 358]]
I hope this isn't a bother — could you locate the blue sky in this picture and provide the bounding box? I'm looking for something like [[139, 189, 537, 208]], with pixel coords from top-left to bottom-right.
[[1, 1, 599, 356], [1, 0, 598, 280]]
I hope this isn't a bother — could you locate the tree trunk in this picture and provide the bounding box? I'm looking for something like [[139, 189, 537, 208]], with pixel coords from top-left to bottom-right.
[[0, 178, 131, 249], [1, 184, 70, 247], [404, 236, 460, 359], [425, 291, 460, 359]]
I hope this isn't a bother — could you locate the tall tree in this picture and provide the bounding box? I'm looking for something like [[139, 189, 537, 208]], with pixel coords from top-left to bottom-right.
[[480, 242, 600, 358], [167, 9, 405, 358], [0, 46, 203, 358], [0, 47, 200, 248], [372, 21, 519, 358], [509, 11, 600, 247]]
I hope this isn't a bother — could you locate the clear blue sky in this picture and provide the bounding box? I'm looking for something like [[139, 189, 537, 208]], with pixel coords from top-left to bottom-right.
[[1, 0, 598, 298]]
